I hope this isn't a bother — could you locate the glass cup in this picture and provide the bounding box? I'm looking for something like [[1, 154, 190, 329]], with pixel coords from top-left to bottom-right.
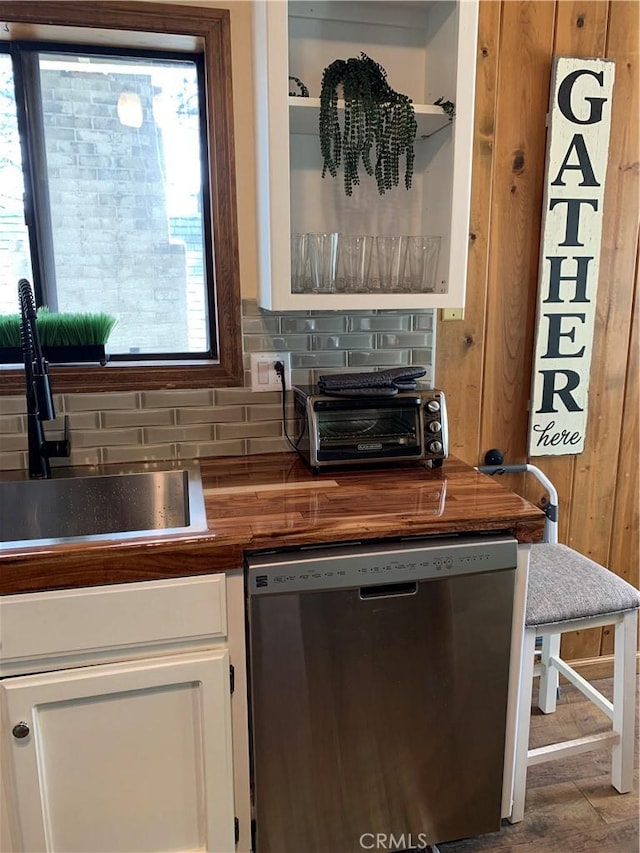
[[405, 236, 426, 292], [373, 236, 408, 292], [291, 233, 310, 293], [308, 232, 339, 293], [404, 236, 442, 292], [336, 234, 374, 292], [422, 236, 442, 292]]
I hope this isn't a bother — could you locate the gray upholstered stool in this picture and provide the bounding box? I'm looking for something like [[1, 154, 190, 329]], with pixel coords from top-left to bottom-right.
[[511, 543, 640, 823], [479, 463, 640, 825]]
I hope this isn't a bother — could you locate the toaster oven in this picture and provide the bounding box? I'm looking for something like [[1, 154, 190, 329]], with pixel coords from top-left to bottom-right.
[[293, 385, 448, 470]]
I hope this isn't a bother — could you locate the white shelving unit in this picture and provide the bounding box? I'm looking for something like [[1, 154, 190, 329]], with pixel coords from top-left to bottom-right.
[[253, 0, 479, 311], [288, 97, 452, 138]]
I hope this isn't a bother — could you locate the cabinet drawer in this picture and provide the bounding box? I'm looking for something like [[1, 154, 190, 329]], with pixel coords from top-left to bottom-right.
[[0, 574, 226, 671]]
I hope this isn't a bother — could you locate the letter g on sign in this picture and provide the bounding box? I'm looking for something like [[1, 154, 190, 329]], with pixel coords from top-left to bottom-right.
[[557, 68, 607, 124]]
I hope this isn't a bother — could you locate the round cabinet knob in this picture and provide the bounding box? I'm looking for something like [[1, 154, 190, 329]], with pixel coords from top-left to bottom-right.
[[429, 440, 443, 454], [428, 421, 442, 433], [426, 400, 440, 413], [12, 722, 30, 739]]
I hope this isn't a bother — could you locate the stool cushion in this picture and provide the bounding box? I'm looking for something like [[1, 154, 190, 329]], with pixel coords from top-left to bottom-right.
[[526, 543, 640, 627]]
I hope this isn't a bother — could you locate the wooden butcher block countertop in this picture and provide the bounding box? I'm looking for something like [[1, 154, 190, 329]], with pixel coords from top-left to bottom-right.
[[0, 454, 545, 594]]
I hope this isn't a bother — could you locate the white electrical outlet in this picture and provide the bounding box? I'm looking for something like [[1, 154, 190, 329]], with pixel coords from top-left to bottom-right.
[[250, 352, 292, 392]]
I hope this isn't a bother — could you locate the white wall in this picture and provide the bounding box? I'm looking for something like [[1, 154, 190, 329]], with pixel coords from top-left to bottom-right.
[[161, 0, 260, 299]]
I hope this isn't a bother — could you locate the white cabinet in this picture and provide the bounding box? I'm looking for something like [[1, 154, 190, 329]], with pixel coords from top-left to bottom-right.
[[1, 651, 234, 853], [0, 575, 239, 853], [253, 0, 479, 311]]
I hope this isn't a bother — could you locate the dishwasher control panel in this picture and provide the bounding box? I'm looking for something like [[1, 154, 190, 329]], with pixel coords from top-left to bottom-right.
[[246, 535, 518, 595]]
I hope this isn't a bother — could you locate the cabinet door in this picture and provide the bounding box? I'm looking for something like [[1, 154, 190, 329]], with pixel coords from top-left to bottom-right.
[[1, 650, 235, 853]]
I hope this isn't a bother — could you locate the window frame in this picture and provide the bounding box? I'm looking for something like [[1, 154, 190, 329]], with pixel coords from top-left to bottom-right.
[[0, 1, 243, 394]]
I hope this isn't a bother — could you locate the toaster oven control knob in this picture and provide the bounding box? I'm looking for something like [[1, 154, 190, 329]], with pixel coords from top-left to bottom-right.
[[427, 421, 442, 433], [425, 400, 440, 413], [428, 440, 443, 454]]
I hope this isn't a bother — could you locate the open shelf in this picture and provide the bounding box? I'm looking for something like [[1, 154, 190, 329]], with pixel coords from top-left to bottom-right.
[[253, 0, 479, 310], [288, 97, 452, 138]]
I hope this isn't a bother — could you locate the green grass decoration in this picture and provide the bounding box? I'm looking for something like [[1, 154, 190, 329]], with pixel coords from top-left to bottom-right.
[[0, 316, 22, 348], [0, 309, 117, 348]]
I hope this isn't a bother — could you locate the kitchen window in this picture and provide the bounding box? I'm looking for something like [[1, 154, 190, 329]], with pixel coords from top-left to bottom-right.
[[0, 2, 242, 393]]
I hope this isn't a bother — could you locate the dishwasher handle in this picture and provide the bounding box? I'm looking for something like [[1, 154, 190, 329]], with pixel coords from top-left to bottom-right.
[[359, 581, 417, 599]]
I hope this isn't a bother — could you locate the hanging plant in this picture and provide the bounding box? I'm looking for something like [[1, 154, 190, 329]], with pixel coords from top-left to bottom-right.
[[319, 53, 417, 197], [289, 75, 309, 97], [434, 96, 455, 119]]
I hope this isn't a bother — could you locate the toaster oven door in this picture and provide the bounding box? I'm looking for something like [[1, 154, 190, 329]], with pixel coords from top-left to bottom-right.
[[313, 397, 423, 462]]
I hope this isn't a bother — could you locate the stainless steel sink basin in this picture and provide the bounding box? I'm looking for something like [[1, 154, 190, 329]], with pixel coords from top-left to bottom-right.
[[0, 464, 208, 550]]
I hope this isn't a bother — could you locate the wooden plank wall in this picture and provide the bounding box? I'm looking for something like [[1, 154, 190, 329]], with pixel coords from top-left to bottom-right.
[[437, 0, 639, 663]]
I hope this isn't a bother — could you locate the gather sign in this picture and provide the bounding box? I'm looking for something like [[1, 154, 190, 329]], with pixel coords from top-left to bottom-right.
[[528, 57, 615, 457]]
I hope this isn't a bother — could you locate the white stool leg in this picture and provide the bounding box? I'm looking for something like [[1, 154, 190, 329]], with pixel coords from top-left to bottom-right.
[[538, 632, 560, 713], [611, 609, 638, 793], [509, 626, 537, 824]]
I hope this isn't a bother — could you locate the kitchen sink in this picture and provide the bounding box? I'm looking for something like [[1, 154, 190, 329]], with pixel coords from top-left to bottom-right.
[[0, 464, 208, 550]]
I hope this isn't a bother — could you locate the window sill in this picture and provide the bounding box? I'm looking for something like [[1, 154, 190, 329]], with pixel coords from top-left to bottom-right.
[[0, 359, 243, 395]]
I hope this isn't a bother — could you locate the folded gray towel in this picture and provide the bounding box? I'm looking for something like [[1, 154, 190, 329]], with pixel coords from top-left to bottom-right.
[[318, 366, 427, 396]]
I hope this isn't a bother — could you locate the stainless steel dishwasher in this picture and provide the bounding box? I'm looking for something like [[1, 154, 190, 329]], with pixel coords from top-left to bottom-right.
[[246, 533, 518, 852]]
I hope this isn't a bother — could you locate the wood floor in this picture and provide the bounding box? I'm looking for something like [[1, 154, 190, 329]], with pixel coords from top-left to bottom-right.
[[439, 676, 639, 853]]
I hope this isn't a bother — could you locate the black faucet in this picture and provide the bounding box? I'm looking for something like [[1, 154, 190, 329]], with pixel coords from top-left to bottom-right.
[[18, 279, 71, 478]]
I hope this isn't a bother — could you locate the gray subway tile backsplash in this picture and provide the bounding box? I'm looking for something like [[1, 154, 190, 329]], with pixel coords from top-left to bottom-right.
[[412, 313, 434, 331], [243, 334, 310, 352], [102, 408, 174, 429], [0, 434, 27, 452], [0, 398, 27, 415], [348, 316, 411, 332], [280, 316, 347, 334], [103, 443, 176, 464], [378, 332, 434, 348], [145, 424, 214, 444], [177, 406, 242, 425], [141, 389, 213, 409], [214, 388, 281, 406], [65, 412, 101, 430], [71, 428, 142, 448], [290, 369, 314, 386], [63, 391, 140, 411], [61, 447, 103, 467], [242, 316, 281, 335], [0, 451, 25, 470], [312, 334, 375, 350], [291, 351, 346, 368], [347, 350, 410, 366], [246, 404, 287, 422], [0, 299, 435, 471], [410, 349, 434, 368], [0, 415, 25, 434]]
